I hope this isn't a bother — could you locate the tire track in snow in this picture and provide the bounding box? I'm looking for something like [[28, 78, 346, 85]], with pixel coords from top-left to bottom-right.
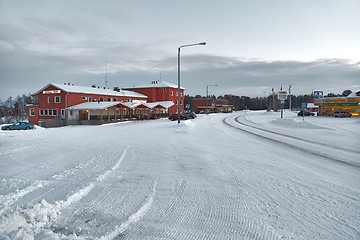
[[223, 116, 360, 169], [99, 179, 158, 240], [0, 152, 110, 212], [0, 146, 129, 238], [239, 116, 360, 154], [0, 180, 48, 215]]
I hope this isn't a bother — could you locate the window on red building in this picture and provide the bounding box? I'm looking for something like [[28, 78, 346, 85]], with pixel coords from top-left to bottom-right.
[[54, 96, 61, 103]]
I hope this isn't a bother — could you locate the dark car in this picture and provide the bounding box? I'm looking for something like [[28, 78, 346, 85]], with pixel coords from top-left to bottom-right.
[[334, 111, 351, 118], [2, 122, 35, 130], [183, 111, 197, 119], [297, 110, 315, 116], [168, 113, 189, 121]]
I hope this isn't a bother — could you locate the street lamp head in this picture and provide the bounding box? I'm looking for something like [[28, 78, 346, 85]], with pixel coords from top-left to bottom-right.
[[198, 42, 206, 45]]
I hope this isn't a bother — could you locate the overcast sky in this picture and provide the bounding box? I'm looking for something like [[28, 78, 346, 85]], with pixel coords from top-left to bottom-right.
[[0, 0, 359, 100]]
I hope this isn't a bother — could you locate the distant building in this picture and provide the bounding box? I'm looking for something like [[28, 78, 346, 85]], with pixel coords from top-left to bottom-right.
[[314, 92, 360, 117], [191, 98, 233, 113], [124, 81, 184, 115]]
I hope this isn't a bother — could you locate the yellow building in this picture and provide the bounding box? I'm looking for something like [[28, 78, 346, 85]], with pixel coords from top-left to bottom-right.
[[314, 93, 360, 117]]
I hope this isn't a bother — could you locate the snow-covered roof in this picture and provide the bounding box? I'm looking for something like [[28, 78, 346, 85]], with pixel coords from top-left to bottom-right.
[[126, 81, 185, 90], [66, 101, 174, 110], [140, 101, 174, 109], [66, 102, 121, 110], [35, 83, 148, 98]]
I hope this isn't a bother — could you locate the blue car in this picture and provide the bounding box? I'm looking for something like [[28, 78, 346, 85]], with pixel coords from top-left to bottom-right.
[[2, 122, 35, 130]]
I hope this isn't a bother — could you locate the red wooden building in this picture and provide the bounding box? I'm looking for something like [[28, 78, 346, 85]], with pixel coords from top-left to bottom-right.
[[27, 81, 182, 127], [124, 81, 184, 115]]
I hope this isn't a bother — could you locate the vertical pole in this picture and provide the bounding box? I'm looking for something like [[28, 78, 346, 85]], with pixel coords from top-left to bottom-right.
[[289, 85, 292, 111], [177, 47, 181, 124]]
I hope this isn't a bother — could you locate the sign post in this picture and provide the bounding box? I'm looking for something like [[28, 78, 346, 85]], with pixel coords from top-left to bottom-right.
[[301, 102, 307, 121], [278, 90, 287, 118]]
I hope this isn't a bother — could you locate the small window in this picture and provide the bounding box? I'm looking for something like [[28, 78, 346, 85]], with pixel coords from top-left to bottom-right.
[[40, 109, 44, 116], [55, 96, 61, 103], [44, 109, 48, 115], [47, 96, 51, 103], [176, 92, 178, 96], [99, 97, 104, 102], [113, 98, 117, 101], [30, 108, 35, 116], [81, 96, 87, 100], [170, 91, 173, 96], [53, 109, 57, 116], [108, 98, 111, 102], [180, 92, 183, 97], [88, 96, 92, 102]]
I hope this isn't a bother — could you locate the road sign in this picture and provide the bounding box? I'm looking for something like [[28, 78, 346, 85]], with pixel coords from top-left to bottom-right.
[[314, 91, 323, 98], [278, 91, 287, 101], [301, 102, 307, 108]]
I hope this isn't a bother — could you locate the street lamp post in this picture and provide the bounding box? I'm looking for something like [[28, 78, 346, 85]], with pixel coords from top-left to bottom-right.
[[206, 84, 218, 98], [177, 42, 206, 124]]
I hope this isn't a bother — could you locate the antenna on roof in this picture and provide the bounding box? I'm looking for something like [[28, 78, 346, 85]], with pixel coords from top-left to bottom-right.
[[105, 60, 108, 88], [159, 72, 162, 82]]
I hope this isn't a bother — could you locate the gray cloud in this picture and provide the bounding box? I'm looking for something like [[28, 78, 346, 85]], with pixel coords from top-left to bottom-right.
[[1, 22, 359, 100]]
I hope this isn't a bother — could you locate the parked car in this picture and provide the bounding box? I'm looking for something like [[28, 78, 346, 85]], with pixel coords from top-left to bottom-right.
[[168, 113, 189, 121], [334, 111, 351, 118], [297, 110, 315, 116], [1, 122, 35, 130], [183, 111, 197, 119]]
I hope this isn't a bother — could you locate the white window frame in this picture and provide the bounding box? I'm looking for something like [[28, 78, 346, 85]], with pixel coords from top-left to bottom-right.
[[47, 96, 50, 103], [88, 96, 92, 102], [29, 108, 35, 116], [170, 91, 173, 96], [99, 97, 104, 102], [54, 96, 61, 103], [81, 96, 87, 100]]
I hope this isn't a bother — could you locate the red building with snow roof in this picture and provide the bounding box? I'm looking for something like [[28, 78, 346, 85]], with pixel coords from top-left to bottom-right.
[[27, 82, 179, 127], [123, 81, 184, 115], [27, 83, 148, 126]]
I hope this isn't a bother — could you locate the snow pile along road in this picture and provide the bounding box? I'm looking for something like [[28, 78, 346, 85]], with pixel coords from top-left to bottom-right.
[[0, 111, 359, 239]]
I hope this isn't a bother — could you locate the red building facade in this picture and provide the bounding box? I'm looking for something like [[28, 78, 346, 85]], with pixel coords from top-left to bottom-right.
[[124, 81, 185, 115], [27, 81, 184, 126], [27, 83, 148, 125]]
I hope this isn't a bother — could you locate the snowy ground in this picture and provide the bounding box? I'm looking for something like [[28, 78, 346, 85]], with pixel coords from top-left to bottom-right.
[[0, 111, 359, 240]]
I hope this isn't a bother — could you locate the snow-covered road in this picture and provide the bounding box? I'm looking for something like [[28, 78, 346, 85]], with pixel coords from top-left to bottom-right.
[[1, 111, 359, 239]]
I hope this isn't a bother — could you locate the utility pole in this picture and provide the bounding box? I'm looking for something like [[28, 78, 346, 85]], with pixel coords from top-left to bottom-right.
[[289, 84, 292, 111]]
